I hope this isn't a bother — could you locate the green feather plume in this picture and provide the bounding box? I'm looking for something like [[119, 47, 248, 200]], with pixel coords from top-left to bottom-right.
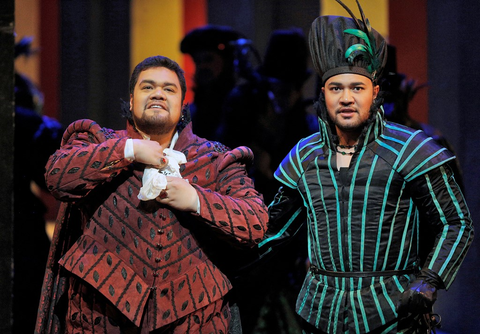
[[335, 0, 380, 78]]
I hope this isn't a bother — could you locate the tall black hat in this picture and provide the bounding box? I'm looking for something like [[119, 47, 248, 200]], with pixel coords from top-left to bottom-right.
[[309, 0, 387, 84]]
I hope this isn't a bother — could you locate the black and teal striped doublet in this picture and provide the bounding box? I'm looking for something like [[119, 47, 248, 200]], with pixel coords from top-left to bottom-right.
[[268, 113, 473, 333]]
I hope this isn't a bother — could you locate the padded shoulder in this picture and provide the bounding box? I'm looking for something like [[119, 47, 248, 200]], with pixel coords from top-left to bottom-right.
[[217, 145, 255, 170], [274, 133, 325, 189], [375, 122, 455, 181], [61, 119, 118, 145]]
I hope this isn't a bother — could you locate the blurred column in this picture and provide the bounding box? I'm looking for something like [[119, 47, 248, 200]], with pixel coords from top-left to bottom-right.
[[0, 0, 15, 332]]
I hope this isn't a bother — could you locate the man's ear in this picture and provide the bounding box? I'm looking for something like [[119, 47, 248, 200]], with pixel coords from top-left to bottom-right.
[[373, 85, 380, 99]]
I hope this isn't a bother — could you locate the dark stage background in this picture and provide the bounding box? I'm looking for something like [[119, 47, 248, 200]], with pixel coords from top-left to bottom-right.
[[1, 0, 478, 332]]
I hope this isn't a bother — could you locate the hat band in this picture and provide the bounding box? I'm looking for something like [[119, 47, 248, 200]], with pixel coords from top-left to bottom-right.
[[322, 66, 373, 84]]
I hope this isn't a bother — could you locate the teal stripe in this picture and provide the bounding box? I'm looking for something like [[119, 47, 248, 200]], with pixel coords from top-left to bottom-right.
[[385, 122, 416, 135], [297, 274, 315, 314], [380, 277, 397, 315], [302, 142, 324, 158], [382, 277, 399, 315], [307, 225, 313, 265], [361, 156, 378, 271], [394, 196, 414, 270], [373, 168, 396, 270], [443, 230, 472, 289], [397, 134, 430, 172], [319, 117, 332, 147], [289, 145, 303, 178], [380, 323, 397, 334], [349, 289, 360, 333], [296, 174, 317, 264], [327, 152, 344, 270], [442, 216, 473, 287], [300, 169, 316, 264], [390, 129, 422, 171], [428, 226, 450, 272], [356, 289, 370, 332], [428, 168, 469, 278], [302, 163, 323, 268], [299, 155, 325, 267], [332, 289, 344, 334], [307, 278, 322, 322], [376, 139, 400, 155], [275, 164, 296, 188], [325, 285, 340, 332], [360, 117, 375, 148], [405, 157, 455, 182], [258, 207, 302, 247], [405, 149, 454, 181], [439, 225, 467, 278], [316, 282, 329, 328], [379, 134, 406, 146], [424, 173, 451, 272], [381, 177, 404, 271], [404, 145, 444, 176], [312, 156, 330, 269], [348, 147, 366, 270], [277, 136, 322, 186], [370, 284, 386, 324], [441, 166, 465, 221], [393, 275, 407, 293], [374, 110, 384, 138]]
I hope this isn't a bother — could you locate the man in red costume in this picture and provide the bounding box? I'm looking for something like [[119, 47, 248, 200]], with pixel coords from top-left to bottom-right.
[[35, 55, 268, 333]]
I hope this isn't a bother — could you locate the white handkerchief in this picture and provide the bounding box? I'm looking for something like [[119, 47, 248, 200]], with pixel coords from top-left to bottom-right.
[[137, 148, 187, 201]]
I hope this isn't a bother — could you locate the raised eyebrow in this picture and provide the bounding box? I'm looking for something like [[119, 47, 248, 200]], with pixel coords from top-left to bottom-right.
[[138, 80, 178, 89], [138, 79, 156, 86], [327, 81, 367, 87]]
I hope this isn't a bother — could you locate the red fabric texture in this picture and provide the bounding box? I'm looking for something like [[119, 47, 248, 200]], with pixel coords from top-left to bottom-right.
[[35, 119, 268, 333]]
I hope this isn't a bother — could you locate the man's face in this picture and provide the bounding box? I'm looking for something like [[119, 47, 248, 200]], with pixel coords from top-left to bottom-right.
[[130, 67, 183, 136], [322, 73, 379, 135]]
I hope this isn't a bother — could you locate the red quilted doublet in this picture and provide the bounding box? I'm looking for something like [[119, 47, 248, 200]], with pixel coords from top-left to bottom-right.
[[36, 119, 268, 333]]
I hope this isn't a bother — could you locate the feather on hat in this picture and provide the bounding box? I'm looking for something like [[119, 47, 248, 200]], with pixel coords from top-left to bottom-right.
[[309, 0, 387, 84]]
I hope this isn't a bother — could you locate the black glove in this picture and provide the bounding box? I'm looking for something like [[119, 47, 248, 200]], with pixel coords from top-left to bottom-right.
[[396, 269, 444, 315]]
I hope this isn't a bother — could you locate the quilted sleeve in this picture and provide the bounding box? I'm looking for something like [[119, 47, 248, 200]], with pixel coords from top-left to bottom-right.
[[45, 119, 131, 201], [192, 146, 269, 246], [274, 133, 323, 189], [410, 165, 474, 289], [381, 123, 456, 181]]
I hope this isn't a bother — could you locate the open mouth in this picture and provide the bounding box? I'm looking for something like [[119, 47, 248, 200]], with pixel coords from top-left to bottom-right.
[[146, 103, 167, 111], [338, 107, 357, 116]]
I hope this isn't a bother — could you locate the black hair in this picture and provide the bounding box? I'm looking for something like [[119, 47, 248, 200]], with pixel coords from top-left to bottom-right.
[[121, 56, 189, 130], [129, 56, 187, 101]]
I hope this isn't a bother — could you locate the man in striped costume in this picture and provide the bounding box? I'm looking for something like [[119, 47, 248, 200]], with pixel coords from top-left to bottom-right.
[[261, 1, 474, 333]]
